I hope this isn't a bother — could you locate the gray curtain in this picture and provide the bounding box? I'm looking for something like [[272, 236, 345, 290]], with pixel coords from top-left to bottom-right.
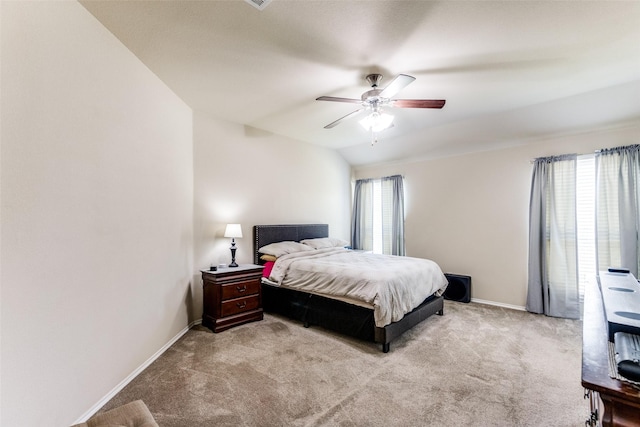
[[596, 145, 640, 277], [351, 175, 405, 255], [382, 175, 405, 256], [351, 178, 373, 251], [527, 154, 580, 319]]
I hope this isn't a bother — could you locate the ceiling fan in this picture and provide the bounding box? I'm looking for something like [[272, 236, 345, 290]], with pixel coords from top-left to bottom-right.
[[316, 73, 446, 130]]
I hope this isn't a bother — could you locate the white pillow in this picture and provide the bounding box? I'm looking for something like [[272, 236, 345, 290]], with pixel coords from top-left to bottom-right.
[[258, 241, 314, 257], [300, 237, 349, 249]]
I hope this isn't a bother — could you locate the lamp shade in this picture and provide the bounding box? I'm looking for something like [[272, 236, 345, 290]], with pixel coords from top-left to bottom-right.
[[359, 111, 394, 132], [224, 223, 243, 239]]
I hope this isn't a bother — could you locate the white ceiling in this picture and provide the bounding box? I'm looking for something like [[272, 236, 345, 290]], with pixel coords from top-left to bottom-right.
[[80, 0, 640, 166]]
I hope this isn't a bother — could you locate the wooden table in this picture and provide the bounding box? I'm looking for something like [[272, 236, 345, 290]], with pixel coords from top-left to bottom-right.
[[582, 274, 640, 426]]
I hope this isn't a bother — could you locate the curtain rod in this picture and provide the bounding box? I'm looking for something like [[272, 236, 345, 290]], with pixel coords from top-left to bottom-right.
[[529, 149, 602, 164], [353, 174, 405, 181], [530, 144, 640, 163]]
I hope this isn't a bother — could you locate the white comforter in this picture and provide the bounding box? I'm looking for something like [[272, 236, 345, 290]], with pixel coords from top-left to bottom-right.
[[269, 248, 448, 327]]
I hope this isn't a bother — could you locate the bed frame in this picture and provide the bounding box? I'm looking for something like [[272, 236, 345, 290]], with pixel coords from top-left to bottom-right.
[[253, 224, 444, 353]]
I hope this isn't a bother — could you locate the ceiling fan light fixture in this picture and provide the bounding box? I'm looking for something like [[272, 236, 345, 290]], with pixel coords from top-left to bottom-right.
[[359, 111, 394, 133]]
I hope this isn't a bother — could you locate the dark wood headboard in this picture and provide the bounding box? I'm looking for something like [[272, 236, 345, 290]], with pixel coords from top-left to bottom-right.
[[253, 224, 329, 264]]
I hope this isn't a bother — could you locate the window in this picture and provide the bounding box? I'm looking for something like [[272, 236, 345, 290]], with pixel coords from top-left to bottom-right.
[[576, 155, 596, 306], [351, 175, 405, 255], [528, 145, 640, 319]]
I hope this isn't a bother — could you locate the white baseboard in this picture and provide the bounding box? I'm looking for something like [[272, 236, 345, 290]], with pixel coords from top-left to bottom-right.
[[73, 318, 202, 424], [470, 298, 526, 312]]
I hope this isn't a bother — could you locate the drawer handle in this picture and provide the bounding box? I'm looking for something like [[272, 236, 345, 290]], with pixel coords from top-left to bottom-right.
[[236, 285, 247, 293], [236, 301, 247, 309]]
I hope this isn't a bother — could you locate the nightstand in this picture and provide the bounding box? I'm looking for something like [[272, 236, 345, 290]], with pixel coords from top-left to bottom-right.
[[201, 264, 264, 332]]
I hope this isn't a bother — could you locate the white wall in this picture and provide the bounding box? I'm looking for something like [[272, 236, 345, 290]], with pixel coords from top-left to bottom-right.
[[354, 124, 640, 308], [192, 111, 352, 322], [1, 2, 193, 425]]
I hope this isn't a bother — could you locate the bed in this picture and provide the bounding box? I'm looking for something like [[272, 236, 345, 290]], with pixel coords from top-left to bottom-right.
[[253, 224, 447, 352]]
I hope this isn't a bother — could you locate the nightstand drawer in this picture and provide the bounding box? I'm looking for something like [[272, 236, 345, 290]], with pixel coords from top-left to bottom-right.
[[221, 280, 260, 300], [221, 294, 260, 317]]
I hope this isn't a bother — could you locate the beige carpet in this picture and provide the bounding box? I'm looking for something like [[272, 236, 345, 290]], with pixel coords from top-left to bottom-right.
[[100, 301, 586, 426]]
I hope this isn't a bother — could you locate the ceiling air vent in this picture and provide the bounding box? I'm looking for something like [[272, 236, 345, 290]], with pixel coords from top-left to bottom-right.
[[244, 0, 272, 10]]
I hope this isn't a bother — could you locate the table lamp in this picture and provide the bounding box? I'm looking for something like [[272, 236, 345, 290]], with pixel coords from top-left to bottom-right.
[[224, 223, 242, 267]]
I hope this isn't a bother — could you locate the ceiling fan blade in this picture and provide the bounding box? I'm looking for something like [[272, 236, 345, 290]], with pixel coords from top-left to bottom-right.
[[379, 74, 415, 99], [391, 99, 446, 109], [324, 109, 363, 129], [316, 96, 362, 104]]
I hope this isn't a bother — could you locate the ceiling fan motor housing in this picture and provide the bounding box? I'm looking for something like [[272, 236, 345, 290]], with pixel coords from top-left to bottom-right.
[[365, 73, 383, 88], [361, 89, 384, 104]]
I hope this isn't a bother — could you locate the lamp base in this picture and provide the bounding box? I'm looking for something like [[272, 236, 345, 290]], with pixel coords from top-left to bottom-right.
[[229, 245, 238, 267]]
